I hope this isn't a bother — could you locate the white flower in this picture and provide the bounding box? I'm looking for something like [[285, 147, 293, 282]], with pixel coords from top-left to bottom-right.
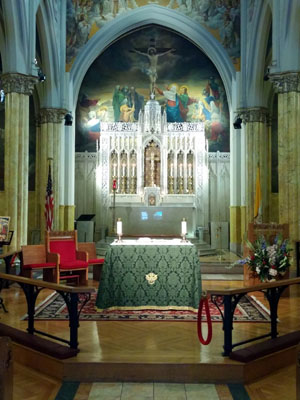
[[269, 268, 278, 277], [256, 267, 261, 274]]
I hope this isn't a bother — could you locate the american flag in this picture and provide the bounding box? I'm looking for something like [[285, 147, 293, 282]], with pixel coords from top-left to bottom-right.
[[45, 165, 54, 231]]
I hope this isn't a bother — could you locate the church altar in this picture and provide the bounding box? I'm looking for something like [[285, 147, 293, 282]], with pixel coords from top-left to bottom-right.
[[97, 96, 209, 237], [95, 238, 202, 310]]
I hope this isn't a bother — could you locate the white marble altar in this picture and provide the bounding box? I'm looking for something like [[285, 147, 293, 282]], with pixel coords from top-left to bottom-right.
[[96, 96, 209, 238]]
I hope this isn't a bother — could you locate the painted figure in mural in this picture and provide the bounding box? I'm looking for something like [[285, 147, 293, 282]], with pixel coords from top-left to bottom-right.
[[131, 46, 176, 94], [129, 87, 144, 120], [86, 110, 100, 133], [121, 86, 131, 106], [112, 0, 119, 17], [155, 85, 183, 123], [120, 104, 135, 122], [112, 85, 125, 121], [178, 85, 197, 122]]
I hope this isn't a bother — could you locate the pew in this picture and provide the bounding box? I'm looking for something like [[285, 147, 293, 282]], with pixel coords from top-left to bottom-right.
[[0, 337, 13, 400], [207, 277, 300, 358], [0, 272, 95, 358]]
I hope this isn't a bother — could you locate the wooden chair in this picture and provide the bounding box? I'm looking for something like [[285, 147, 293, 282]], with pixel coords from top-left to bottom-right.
[[77, 242, 104, 281], [45, 230, 88, 285], [20, 244, 57, 282]]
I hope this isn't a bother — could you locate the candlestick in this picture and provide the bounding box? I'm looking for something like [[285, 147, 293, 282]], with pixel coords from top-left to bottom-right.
[[117, 218, 122, 242], [181, 218, 187, 242]]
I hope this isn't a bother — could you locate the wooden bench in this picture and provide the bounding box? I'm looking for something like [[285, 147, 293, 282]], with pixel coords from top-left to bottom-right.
[[0, 272, 95, 354], [20, 244, 57, 283], [207, 277, 300, 357], [77, 242, 104, 281], [0, 337, 13, 400]]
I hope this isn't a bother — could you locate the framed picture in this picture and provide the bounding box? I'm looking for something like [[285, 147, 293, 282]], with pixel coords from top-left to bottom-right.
[[0, 216, 10, 242]]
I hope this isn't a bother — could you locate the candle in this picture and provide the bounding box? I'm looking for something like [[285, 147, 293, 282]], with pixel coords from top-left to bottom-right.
[[132, 164, 136, 177], [170, 163, 173, 177], [179, 163, 183, 177], [117, 218, 122, 236], [113, 163, 117, 177], [122, 164, 126, 176], [181, 218, 187, 236], [188, 163, 192, 177]]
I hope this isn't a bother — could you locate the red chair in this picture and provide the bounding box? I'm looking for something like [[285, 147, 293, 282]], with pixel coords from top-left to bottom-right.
[[21, 244, 57, 282], [45, 230, 88, 285], [77, 242, 104, 281]]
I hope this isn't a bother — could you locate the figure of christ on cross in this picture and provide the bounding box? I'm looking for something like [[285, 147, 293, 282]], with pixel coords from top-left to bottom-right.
[[130, 44, 176, 94], [144, 143, 160, 187]]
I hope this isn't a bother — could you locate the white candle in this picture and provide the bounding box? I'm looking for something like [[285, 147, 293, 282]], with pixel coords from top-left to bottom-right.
[[179, 163, 183, 177], [132, 164, 136, 177], [181, 219, 187, 236], [117, 219, 122, 236], [188, 163, 192, 177], [170, 163, 173, 177], [113, 163, 117, 177], [122, 164, 126, 176]]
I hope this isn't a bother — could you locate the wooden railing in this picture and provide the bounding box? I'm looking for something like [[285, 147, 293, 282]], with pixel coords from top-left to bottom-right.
[[207, 277, 300, 356], [0, 272, 95, 351]]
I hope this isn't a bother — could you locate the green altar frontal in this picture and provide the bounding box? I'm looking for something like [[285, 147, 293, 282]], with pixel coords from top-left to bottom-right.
[[95, 239, 202, 311]]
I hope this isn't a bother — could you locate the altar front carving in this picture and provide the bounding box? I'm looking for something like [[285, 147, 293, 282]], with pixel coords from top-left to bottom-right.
[[97, 97, 209, 237]]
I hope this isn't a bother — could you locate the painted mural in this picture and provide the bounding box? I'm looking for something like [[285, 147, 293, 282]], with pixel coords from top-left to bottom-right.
[[67, 0, 240, 69], [76, 26, 230, 153]]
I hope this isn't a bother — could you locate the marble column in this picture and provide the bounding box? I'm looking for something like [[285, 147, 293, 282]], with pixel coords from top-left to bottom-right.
[[242, 107, 269, 230], [270, 72, 300, 243], [2, 73, 38, 250], [39, 108, 66, 239]]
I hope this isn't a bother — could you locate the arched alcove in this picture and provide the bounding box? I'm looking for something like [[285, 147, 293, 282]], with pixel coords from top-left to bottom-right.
[[75, 25, 231, 154], [70, 5, 235, 110]]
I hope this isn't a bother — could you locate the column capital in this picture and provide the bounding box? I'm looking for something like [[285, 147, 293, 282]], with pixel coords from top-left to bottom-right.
[[39, 108, 67, 124], [269, 71, 300, 93], [238, 107, 269, 123], [1, 73, 38, 95]]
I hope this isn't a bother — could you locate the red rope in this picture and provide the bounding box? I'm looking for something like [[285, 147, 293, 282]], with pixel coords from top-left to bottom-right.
[[197, 295, 212, 345]]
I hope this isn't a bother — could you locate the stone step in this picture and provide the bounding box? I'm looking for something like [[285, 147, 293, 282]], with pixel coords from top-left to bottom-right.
[[200, 262, 243, 274]]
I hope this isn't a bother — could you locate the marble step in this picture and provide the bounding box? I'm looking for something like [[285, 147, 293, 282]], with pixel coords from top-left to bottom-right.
[[200, 262, 243, 274]]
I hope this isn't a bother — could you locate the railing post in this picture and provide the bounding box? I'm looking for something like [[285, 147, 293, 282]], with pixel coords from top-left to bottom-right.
[[223, 295, 233, 356], [68, 293, 79, 349]]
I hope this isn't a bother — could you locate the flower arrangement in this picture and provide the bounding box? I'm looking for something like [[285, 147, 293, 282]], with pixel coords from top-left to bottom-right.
[[234, 235, 292, 282]]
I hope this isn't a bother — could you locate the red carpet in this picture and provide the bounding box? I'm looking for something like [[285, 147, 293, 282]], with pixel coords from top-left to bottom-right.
[[24, 293, 271, 322]]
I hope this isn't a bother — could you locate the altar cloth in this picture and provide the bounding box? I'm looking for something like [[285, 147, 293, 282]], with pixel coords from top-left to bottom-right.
[[95, 240, 202, 311]]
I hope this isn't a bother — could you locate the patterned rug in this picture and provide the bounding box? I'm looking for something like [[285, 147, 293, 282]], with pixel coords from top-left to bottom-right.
[[23, 293, 271, 322]]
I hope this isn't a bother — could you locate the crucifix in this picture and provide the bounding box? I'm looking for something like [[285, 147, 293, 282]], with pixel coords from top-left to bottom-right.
[[144, 142, 160, 187]]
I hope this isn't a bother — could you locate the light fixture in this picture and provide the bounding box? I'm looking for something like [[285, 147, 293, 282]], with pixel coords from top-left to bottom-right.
[[117, 218, 123, 242], [33, 59, 46, 82], [233, 116, 242, 130], [181, 218, 187, 242], [64, 112, 73, 126], [0, 89, 5, 103], [38, 68, 46, 82]]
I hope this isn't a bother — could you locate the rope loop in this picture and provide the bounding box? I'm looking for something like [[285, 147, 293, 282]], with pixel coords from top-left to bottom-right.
[[197, 292, 212, 345]]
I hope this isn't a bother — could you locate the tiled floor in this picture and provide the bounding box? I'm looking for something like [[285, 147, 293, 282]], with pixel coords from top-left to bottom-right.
[[58, 382, 250, 400]]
